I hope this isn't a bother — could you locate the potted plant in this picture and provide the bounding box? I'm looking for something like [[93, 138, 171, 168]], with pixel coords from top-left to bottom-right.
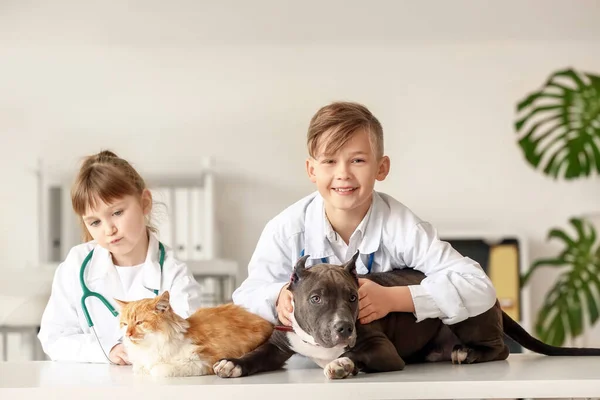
[[516, 68, 600, 346]]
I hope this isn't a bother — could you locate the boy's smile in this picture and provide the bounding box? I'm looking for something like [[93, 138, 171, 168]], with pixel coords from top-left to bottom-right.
[[332, 187, 357, 195]]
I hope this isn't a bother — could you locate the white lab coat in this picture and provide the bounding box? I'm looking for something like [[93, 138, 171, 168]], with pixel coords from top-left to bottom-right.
[[232, 191, 497, 325], [38, 234, 203, 363]]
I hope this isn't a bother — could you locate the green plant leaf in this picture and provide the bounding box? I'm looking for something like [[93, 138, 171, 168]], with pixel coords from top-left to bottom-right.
[[521, 257, 566, 286], [580, 282, 599, 326], [515, 68, 600, 179], [566, 290, 584, 337], [517, 92, 563, 112], [547, 228, 577, 247], [529, 217, 600, 345], [536, 288, 560, 336], [571, 217, 597, 247], [537, 287, 568, 346], [549, 311, 566, 346]]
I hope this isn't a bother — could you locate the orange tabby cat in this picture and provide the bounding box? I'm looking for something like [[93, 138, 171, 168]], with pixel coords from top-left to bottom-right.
[[115, 291, 273, 377]]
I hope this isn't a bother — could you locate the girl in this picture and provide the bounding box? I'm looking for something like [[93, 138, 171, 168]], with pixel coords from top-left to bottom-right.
[[38, 150, 203, 364]]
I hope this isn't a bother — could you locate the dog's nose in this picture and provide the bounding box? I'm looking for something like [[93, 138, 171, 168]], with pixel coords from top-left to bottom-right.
[[333, 321, 354, 338]]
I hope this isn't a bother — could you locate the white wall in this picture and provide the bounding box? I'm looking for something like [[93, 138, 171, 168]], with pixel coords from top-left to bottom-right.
[[1, 1, 600, 358]]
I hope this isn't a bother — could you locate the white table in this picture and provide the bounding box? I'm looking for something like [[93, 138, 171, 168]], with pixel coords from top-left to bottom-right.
[[1, 354, 599, 399]]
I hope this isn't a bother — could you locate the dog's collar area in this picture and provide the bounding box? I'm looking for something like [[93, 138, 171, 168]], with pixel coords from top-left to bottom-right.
[[274, 325, 328, 348], [274, 325, 294, 332]]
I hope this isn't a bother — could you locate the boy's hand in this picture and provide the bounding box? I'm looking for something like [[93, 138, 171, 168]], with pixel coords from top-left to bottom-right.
[[276, 283, 293, 326], [358, 279, 391, 325], [109, 343, 130, 365]]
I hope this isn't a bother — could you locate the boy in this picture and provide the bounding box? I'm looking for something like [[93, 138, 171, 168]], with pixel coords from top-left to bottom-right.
[[232, 102, 496, 328]]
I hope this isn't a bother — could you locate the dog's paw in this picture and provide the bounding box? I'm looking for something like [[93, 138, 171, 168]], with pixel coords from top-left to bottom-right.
[[213, 359, 243, 378], [324, 357, 356, 379], [451, 345, 470, 364], [424, 349, 445, 363]]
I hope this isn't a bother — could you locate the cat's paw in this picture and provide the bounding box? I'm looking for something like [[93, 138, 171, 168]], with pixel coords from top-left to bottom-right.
[[132, 363, 149, 375], [193, 360, 213, 376], [324, 357, 356, 379], [213, 359, 243, 378], [150, 363, 176, 377]]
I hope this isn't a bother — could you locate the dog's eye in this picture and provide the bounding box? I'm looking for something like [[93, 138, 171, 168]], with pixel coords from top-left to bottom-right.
[[349, 294, 357, 302], [310, 295, 321, 304]]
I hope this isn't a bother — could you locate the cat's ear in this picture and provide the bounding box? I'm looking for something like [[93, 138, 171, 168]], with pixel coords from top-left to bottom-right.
[[155, 291, 171, 313], [290, 255, 310, 287], [342, 251, 359, 282], [114, 298, 129, 308]]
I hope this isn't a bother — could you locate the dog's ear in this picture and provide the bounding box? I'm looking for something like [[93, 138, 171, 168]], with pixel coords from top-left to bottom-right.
[[290, 255, 310, 287], [342, 251, 360, 282]]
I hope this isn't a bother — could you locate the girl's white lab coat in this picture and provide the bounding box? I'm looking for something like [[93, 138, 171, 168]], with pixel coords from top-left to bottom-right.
[[232, 191, 497, 325], [38, 234, 203, 363]]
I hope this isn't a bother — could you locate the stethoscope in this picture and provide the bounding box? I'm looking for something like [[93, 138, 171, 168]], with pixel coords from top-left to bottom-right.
[[80, 242, 165, 364], [300, 248, 374, 272]]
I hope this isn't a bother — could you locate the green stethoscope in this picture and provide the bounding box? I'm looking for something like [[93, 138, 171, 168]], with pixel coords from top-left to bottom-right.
[[80, 242, 165, 364]]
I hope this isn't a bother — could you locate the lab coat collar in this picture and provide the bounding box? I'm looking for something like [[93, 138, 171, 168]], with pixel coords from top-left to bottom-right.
[[85, 233, 162, 296], [357, 192, 384, 255], [85, 243, 113, 283], [304, 194, 335, 261], [141, 233, 162, 294], [304, 192, 383, 261]]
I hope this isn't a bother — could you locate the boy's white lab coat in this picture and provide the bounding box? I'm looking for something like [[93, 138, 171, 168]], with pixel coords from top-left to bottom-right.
[[233, 191, 497, 325], [38, 234, 202, 363]]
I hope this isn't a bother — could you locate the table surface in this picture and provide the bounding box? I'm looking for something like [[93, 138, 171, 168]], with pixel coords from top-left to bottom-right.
[[2, 354, 600, 399]]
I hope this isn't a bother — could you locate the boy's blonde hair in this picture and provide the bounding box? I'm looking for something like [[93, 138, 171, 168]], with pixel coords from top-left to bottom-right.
[[307, 101, 384, 159], [71, 150, 155, 242]]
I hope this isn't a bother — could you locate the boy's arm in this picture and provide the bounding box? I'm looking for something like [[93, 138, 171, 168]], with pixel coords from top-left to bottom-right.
[[232, 220, 293, 323], [357, 278, 415, 324], [401, 222, 497, 325]]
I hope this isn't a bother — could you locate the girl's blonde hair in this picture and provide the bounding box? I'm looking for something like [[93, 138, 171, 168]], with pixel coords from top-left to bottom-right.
[[71, 150, 155, 242]]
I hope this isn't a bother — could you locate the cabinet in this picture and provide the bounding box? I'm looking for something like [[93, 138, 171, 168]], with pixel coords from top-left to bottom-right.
[[148, 175, 214, 262]]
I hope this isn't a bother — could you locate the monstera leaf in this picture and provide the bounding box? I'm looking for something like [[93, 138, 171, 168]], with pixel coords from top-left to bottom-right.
[[521, 218, 600, 346], [515, 68, 600, 179]]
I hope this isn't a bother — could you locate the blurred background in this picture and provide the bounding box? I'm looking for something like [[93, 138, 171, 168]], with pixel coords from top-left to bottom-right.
[[1, 0, 599, 361]]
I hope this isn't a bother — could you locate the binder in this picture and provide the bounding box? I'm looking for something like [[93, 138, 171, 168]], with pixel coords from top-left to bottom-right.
[[190, 187, 205, 260], [488, 244, 520, 321], [174, 188, 189, 260]]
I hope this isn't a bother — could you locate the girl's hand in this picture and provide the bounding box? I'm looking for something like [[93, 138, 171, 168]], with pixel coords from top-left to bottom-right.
[[109, 343, 130, 365]]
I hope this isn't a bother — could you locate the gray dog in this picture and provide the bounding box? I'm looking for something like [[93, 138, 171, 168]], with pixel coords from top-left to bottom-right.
[[214, 253, 600, 379]]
